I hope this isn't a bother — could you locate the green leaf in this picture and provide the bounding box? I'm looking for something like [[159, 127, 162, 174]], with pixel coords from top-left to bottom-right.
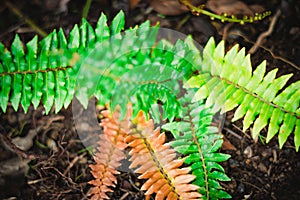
[[232, 94, 253, 122], [221, 44, 238, 78], [278, 114, 296, 148], [229, 48, 245, 83], [110, 11, 125, 35], [237, 54, 252, 87], [252, 103, 273, 140], [26, 36, 38, 71], [11, 35, 26, 71], [242, 98, 263, 132], [294, 120, 300, 151], [273, 81, 300, 107], [20, 73, 32, 112], [0, 70, 11, 112], [68, 25, 80, 50], [255, 68, 278, 96], [245, 60, 266, 91], [39, 33, 53, 70], [266, 108, 284, 143], [43, 71, 55, 114], [95, 13, 110, 42], [54, 70, 67, 113], [31, 73, 43, 109], [261, 74, 292, 102], [11, 74, 22, 110], [184, 73, 211, 89]]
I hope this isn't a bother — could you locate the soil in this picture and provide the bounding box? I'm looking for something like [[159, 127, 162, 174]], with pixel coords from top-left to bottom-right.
[[0, 0, 300, 199]]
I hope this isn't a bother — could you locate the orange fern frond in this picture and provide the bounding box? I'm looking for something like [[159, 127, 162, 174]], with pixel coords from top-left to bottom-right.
[[125, 111, 202, 200], [88, 104, 132, 200]]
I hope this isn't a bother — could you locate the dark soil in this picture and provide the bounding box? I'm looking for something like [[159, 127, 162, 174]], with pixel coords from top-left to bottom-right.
[[0, 0, 300, 199]]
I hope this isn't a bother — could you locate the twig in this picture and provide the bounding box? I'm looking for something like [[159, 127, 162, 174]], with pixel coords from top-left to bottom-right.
[[5, 1, 47, 37], [0, 129, 41, 159], [249, 10, 281, 54], [42, 166, 76, 185], [63, 152, 86, 176], [27, 177, 52, 185], [232, 124, 252, 140], [229, 31, 300, 71], [0, 21, 25, 41], [119, 192, 130, 200], [176, 14, 191, 30], [222, 23, 233, 41], [224, 127, 242, 140], [179, 0, 271, 24]]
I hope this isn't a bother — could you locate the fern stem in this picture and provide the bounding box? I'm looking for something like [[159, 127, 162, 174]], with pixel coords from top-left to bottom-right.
[[189, 116, 210, 200], [82, 0, 93, 19], [0, 66, 73, 76], [215, 75, 300, 119], [179, 0, 271, 24], [139, 134, 182, 200]]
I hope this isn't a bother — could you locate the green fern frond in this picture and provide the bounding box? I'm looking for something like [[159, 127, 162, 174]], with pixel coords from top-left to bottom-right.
[[0, 11, 126, 114], [79, 32, 203, 120], [0, 10, 200, 123], [184, 38, 300, 150], [163, 95, 231, 200]]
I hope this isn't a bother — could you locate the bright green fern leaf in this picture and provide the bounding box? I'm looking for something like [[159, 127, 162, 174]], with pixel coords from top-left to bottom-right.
[[185, 37, 300, 151]]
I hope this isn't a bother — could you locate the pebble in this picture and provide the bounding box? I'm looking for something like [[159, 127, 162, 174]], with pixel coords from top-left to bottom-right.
[[261, 149, 271, 158], [290, 27, 300, 35], [228, 159, 240, 168], [243, 146, 253, 158], [258, 162, 268, 173], [237, 183, 245, 193]]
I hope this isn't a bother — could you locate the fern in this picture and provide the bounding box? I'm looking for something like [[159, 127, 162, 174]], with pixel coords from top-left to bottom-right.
[[89, 103, 204, 199], [126, 110, 202, 200], [184, 38, 300, 150], [89, 105, 130, 199], [1, 10, 299, 200], [0, 11, 135, 114], [163, 92, 231, 200]]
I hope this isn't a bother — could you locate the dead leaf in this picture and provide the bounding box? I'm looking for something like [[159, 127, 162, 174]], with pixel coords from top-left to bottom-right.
[[128, 0, 141, 10], [151, 0, 204, 16], [206, 0, 265, 16], [222, 136, 237, 151]]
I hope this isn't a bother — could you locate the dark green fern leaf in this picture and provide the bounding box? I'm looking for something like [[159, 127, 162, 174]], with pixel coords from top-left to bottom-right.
[[163, 95, 231, 200], [0, 11, 125, 114], [78, 31, 201, 120]]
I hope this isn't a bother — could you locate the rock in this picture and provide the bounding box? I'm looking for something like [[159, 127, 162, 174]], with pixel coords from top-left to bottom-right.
[[258, 162, 268, 173], [243, 146, 253, 158]]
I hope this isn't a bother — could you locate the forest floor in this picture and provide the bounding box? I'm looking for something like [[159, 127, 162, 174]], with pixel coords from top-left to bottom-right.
[[0, 0, 300, 199]]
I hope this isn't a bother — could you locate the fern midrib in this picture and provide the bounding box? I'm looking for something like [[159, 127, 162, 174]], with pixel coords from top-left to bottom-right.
[[0, 65, 73, 76], [137, 132, 182, 200], [214, 75, 300, 119], [99, 139, 118, 189], [188, 116, 210, 200]]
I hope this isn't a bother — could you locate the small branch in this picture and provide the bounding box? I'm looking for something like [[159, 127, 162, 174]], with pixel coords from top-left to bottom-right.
[[249, 10, 281, 54], [224, 127, 242, 140], [63, 152, 86, 176], [5, 1, 47, 37], [179, 0, 271, 24], [229, 31, 300, 71], [0, 130, 41, 160]]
